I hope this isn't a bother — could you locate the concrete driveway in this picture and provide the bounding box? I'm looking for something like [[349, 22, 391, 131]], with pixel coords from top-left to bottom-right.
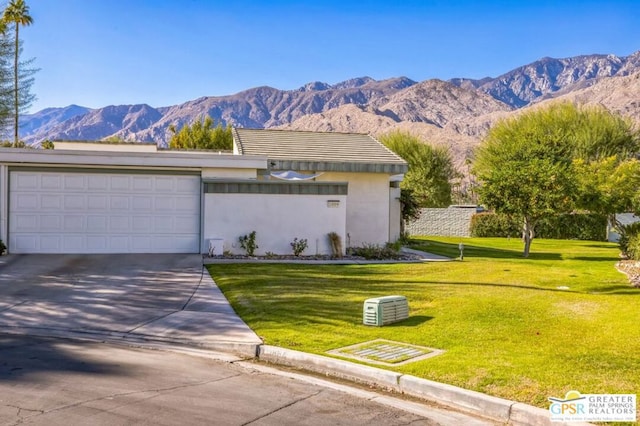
[[0, 254, 261, 355]]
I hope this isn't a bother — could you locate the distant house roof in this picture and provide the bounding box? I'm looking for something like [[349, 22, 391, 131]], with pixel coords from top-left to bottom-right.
[[233, 128, 408, 174]]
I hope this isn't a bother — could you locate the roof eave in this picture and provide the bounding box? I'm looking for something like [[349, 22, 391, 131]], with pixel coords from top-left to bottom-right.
[[270, 159, 408, 174]]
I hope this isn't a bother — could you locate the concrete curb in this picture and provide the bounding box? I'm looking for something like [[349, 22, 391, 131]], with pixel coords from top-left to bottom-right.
[[257, 345, 595, 426], [259, 345, 402, 392], [398, 374, 512, 423]]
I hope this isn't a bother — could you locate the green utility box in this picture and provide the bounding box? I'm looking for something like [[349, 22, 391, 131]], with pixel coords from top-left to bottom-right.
[[363, 295, 409, 326]]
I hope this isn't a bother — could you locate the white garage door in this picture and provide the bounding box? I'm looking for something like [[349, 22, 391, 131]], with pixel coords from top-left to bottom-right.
[[9, 170, 201, 254]]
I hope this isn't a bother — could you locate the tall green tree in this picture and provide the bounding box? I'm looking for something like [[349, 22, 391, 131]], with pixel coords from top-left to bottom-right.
[[0, 27, 13, 136], [2, 0, 33, 146], [474, 102, 639, 257], [477, 158, 575, 257], [574, 156, 640, 233], [380, 131, 458, 208], [169, 116, 233, 150]]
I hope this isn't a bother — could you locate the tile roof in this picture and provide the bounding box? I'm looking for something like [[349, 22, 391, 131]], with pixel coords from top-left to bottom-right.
[[233, 128, 408, 174]]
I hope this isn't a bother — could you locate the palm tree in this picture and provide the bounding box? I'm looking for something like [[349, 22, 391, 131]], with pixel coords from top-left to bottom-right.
[[2, 0, 32, 146]]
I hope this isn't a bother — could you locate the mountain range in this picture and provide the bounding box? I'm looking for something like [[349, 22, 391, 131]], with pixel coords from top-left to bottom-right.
[[20, 50, 640, 169]]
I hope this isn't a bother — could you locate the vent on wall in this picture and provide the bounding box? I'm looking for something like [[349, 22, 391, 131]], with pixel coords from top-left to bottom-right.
[[363, 295, 409, 326]]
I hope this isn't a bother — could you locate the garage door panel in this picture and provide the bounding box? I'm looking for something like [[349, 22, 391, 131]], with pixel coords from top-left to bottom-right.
[[88, 175, 109, 190], [132, 216, 153, 232], [64, 215, 86, 231], [131, 236, 152, 251], [64, 175, 85, 190], [176, 177, 200, 192], [14, 215, 38, 231], [41, 215, 62, 230], [42, 194, 63, 209], [63, 235, 84, 251], [155, 177, 175, 191], [41, 235, 62, 251], [133, 176, 153, 190], [88, 195, 108, 210], [64, 195, 85, 209], [132, 196, 153, 210], [110, 195, 130, 210], [9, 171, 200, 254], [12, 173, 38, 190], [14, 193, 39, 209], [175, 195, 200, 211], [86, 235, 108, 250], [42, 175, 62, 189], [109, 235, 129, 250], [154, 235, 193, 252], [154, 196, 175, 210], [153, 216, 173, 231], [109, 216, 130, 232], [11, 235, 37, 251], [175, 216, 200, 233], [87, 216, 108, 231], [110, 175, 130, 190]]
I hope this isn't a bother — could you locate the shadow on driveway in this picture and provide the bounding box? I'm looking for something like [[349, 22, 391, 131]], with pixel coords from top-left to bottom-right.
[[0, 334, 125, 382], [0, 254, 262, 354]]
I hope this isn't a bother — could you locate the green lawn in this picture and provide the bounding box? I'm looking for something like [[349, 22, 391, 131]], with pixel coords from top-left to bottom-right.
[[207, 237, 640, 408]]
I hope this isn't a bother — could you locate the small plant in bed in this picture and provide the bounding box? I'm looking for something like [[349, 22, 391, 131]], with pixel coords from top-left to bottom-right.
[[290, 238, 308, 257], [350, 242, 401, 260], [238, 231, 258, 256]]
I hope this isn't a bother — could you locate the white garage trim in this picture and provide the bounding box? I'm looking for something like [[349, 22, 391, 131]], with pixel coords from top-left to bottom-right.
[[8, 168, 201, 254]]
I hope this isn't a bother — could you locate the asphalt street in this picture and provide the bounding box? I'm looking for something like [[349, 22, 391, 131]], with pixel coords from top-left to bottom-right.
[[0, 334, 439, 426]]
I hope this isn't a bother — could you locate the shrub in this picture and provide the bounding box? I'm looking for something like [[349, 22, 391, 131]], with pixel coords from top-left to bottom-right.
[[470, 212, 607, 241], [470, 213, 520, 238], [238, 231, 258, 256], [625, 234, 640, 260], [536, 214, 607, 241], [350, 243, 400, 260], [617, 222, 640, 258], [290, 238, 308, 257], [0, 239, 5, 255]]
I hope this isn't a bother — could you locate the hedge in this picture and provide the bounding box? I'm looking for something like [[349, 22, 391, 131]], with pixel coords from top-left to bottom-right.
[[470, 212, 607, 241]]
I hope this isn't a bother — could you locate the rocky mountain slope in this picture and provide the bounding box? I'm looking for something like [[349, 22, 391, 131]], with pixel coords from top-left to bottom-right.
[[19, 104, 90, 138], [449, 51, 640, 107], [26, 104, 163, 143], [20, 50, 640, 166]]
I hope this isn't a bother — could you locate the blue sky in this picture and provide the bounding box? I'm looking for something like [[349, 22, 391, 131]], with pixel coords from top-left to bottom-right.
[[21, 0, 640, 112]]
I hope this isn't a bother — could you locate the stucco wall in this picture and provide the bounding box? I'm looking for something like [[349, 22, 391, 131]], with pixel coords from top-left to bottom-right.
[[202, 168, 257, 179], [389, 187, 402, 242], [202, 193, 346, 256], [406, 207, 477, 237], [318, 172, 390, 247]]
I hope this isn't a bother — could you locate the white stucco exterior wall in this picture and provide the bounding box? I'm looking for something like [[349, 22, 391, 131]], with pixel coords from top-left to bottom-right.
[[202, 168, 257, 179], [202, 193, 346, 256], [318, 172, 390, 247], [389, 186, 402, 241]]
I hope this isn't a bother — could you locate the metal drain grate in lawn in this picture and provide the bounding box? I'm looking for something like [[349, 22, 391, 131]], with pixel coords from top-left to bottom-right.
[[327, 339, 444, 366]]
